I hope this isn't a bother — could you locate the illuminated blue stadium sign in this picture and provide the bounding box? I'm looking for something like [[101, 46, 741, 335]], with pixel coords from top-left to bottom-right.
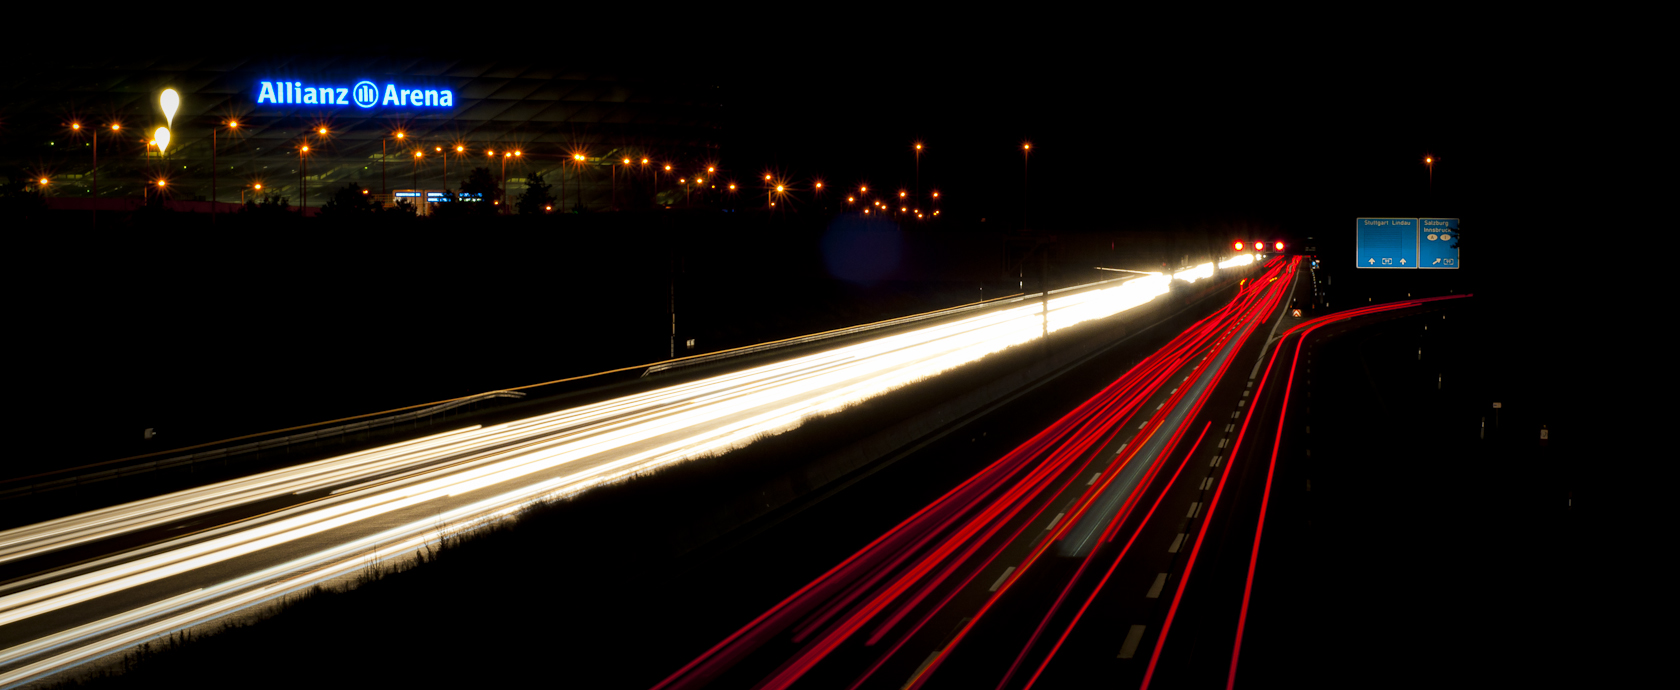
[[255, 80, 454, 108]]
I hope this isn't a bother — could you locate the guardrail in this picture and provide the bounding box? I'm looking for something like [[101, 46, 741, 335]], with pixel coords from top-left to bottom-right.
[[640, 272, 1174, 378], [0, 391, 526, 501], [643, 293, 1031, 377]]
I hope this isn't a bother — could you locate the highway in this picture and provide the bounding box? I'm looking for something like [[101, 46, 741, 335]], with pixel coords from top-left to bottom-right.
[[644, 262, 1502, 690], [653, 255, 1304, 689], [0, 261, 1237, 687]]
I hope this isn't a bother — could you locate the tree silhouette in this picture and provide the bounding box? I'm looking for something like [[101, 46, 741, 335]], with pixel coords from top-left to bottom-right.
[[460, 167, 500, 216], [319, 182, 380, 219], [517, 171, 555, 215]]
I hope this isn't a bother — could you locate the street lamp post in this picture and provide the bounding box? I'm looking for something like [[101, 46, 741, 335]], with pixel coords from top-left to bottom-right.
[[1022, 142, 1031, 231], [615, 157, 628, 209], [413, 151, 422, 191], [497, 150, 521, 214], [385, 131, 405, 195], [71, 123, 93, 200], [298, 144, 310, 214], [104, 125, 120, 196], [1425, 155, 1434, 205], [573, 153, 587, 212], [914, 142, 922, 204], [639, 158, 650, 207], [213, 121, 237, 224], [450, 145, 463, 193]]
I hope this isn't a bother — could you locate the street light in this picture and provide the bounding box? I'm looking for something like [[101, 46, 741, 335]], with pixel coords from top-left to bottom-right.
[[1424, 154, 1434, 201], [613, 157, 630, 209], [384, 131, 406, 194], [146, 178, 167, 205], [499, 150, 522, 214], [299, 144, 311, 213], [213, 120, 238, 223], [413, 150, 423, 191], [914, 141, 923, 204], [70, 122, 96, 200], [242, 182, 262, 204], [449, 144, 464, 192], [573, 152, 587, 211], [1022, 141, 1032, 230]]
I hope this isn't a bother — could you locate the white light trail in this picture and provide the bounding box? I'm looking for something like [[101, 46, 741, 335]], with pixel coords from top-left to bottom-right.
[[0, 266, 1225, 683], [1218, 254, 1256, 270]]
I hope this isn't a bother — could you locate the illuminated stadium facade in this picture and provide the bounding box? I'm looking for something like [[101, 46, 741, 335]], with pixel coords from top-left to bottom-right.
[[1, 53, 723, 212]]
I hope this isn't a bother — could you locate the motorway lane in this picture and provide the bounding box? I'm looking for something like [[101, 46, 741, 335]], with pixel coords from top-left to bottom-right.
[[0, 268, 1203, 687], [651, 257, 1299, 690], [927, 261, 1305, 690]]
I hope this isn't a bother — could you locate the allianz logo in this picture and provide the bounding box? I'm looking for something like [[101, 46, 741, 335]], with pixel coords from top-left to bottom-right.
[[256, 80, 455, 108]]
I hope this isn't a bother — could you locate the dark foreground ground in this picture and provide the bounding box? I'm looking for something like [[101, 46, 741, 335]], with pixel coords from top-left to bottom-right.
[[1222, 298, 1587, 689]]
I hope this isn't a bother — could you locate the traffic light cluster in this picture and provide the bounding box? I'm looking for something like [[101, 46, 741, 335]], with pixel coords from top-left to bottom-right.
[[1232, 240, 1286, 252]]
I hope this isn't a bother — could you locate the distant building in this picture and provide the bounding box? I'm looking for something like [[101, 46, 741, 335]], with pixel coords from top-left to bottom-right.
[[0, 52, 722, 212]]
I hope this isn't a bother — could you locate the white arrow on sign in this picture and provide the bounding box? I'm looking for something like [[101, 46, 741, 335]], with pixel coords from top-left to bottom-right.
[[1368, 258, 1375, 265], [1433, 258, 1441, 265], [1400, 258, 1407, 265]]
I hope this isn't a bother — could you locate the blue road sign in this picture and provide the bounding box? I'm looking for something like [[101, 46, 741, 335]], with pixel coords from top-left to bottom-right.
[[1356, 218, 1419, 268], [1418, 218, 1460, 269]]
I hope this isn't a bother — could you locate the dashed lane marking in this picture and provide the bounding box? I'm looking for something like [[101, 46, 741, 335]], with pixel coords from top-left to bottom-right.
[[989, 566, 1017, 592], [1118, 625, 1148, 659], [1122, 627, 1149, 658], [1146, 573, 1168, 599], [1169, 533, 1187, 553]]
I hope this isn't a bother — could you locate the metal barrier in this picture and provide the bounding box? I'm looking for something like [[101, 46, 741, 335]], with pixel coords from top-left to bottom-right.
[[0, 391, 526, 501]]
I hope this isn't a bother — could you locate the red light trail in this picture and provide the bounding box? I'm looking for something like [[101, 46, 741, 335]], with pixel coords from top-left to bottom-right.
[[656, 257, 1305, 690]]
